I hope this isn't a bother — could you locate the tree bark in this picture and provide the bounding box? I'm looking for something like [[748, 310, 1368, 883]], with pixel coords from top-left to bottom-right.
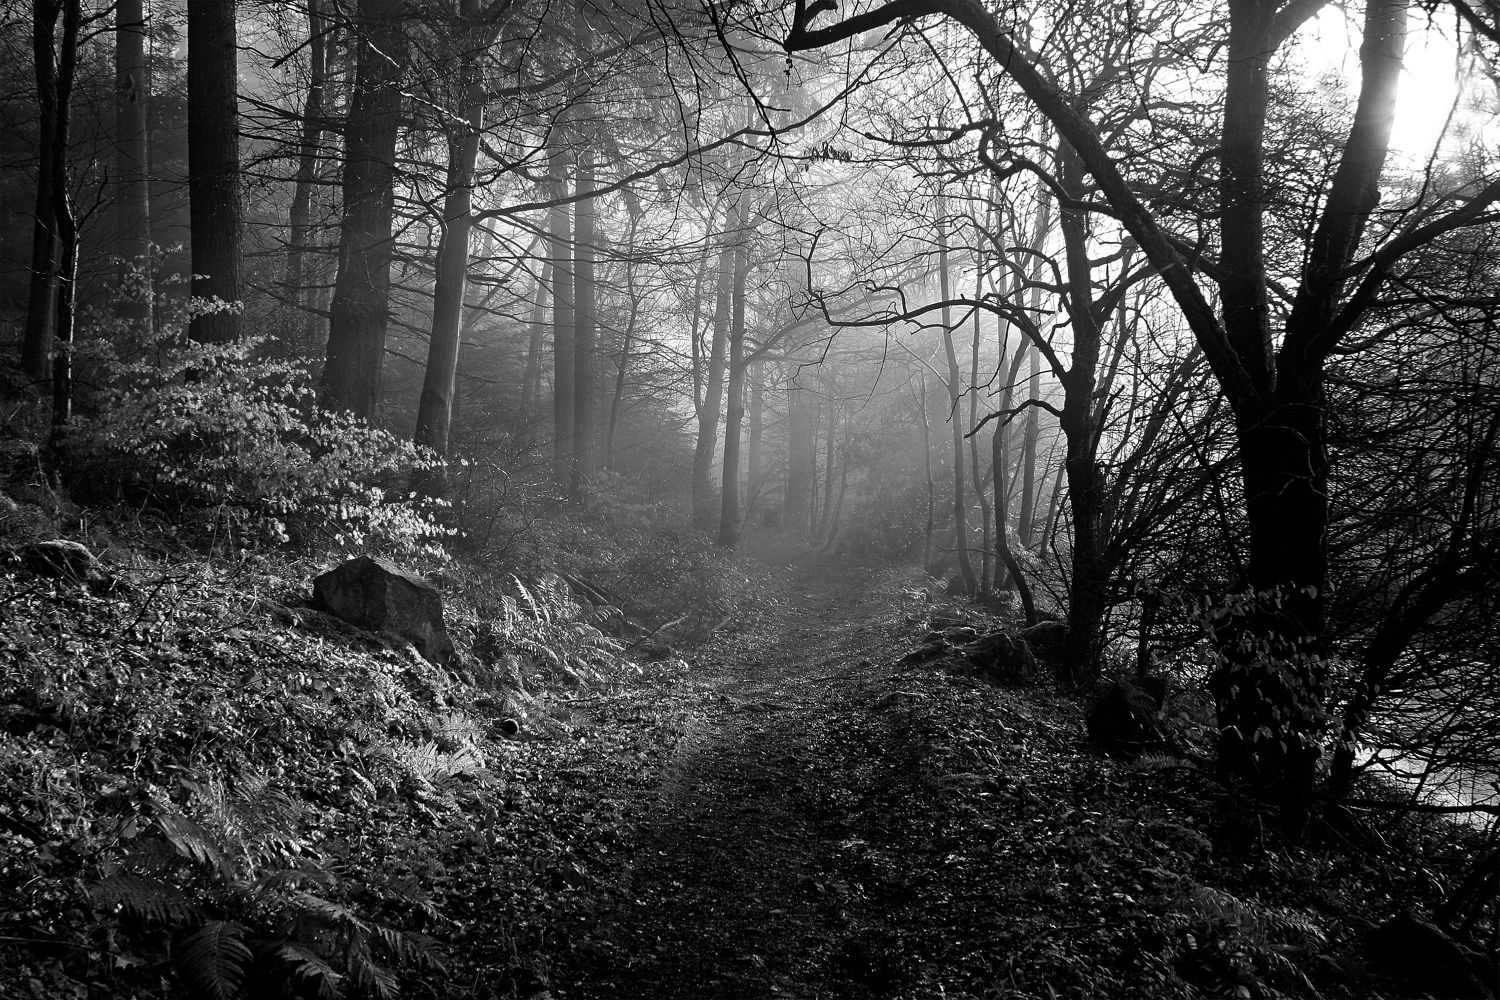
[[1018, 344, 1039, 544], [413, 0, 484, 493], [283, 0, 327, 346], [937, 199, 977, 595], [747, 358, 764, 517], [187, 0, 243, 344], [785, 368, 816, 531], [692, 237, 732, 530], [22, 0, 63, 382], [522, 261, 548, 417], [322, 0, 407, 415], [548, 135, 575, 490], [43, 0, 81, 430], [114, 0, 151, 330], [717, 229, 750, 548], [571, 145, 597, 499]]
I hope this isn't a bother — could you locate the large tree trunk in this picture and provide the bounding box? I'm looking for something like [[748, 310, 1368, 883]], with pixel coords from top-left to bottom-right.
[[187, 0, 243, 345], [1054, 143, 1111, 684], [571, 146, 597, 499], [716, 231, 750, 548], [283, 0, 327, 346], [322, 0, 407, 415], [114, 0, 151, 330], [413, 0, 483, 492], [692, 238, 732, 530], [43, 0, 81, 430], [548, 136, 575, 490], [22, 0, 63, 382]]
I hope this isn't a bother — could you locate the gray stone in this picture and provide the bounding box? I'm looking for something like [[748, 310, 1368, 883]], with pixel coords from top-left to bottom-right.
[[312, 556, 454, 664]]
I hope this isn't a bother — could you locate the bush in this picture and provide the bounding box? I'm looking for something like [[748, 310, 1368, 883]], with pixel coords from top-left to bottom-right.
[[66, 303, 446, 556]]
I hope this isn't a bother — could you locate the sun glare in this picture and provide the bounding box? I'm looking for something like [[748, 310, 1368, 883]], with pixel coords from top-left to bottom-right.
[[1301, 9, 1497, 162]]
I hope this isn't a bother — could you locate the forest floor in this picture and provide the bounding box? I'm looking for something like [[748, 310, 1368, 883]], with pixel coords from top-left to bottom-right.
[[1, 528, 1483, 1000], [439, 540, 1460, 1000]]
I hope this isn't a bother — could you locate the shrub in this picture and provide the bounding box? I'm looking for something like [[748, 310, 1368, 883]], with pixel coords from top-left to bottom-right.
[[66, 302, 446, 556]]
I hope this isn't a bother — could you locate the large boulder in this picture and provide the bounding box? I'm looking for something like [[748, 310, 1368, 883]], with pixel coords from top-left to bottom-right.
[[312, 556, 454, 664]]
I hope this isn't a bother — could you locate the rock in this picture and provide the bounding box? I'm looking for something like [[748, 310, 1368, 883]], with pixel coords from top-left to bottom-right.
[[20, 539, 109, 586], [1086, 680, 1163, 756], [1369, 910, 1494, 1000], [312, 556, 454, 664], [960, 632, 1039, 685], [1020, 618, 1068, 663]]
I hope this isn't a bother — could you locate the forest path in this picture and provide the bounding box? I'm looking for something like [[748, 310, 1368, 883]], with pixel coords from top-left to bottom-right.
[[565, 550, 908, 999], [514, 543, 1107, 1000]]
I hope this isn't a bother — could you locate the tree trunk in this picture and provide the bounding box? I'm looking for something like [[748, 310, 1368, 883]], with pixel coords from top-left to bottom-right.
[[22, 0, 63, 382], [571, 145, 597, 499], [716, 233, 750, 548], [283, 0, 327, 347], [605, 235, 641, 468], [413, 0, 483, 493], [817, 398, 837, 542], [785, 369, 816, 531], [918, 371, 935, 572], [970, 258, 992, 591], [692, 239, 732, 529], [187, 0, 243, 345], [747, 358, 764, 517], [937, 201, 977, 595], [548, 136, 575, 490], [44, 0, 81, 431], [114, 0, 151, 330], [1018, 344, 1039, 544], [322, 0, 407, 415], [1055, 143, 1110, 684], [521, 260, 548, 417]]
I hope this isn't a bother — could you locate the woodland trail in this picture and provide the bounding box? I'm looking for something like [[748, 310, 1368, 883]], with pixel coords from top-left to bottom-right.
[[502, 546, 1123, 1000], [561, 553, 910, 999]]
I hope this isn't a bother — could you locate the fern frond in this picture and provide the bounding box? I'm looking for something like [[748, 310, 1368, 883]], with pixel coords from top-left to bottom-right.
[[155, 811, 234, 879], [344, 933, 399, 1000], [274, 943, 344, 999], [252, 861, 335, 898], [175, 920, 252, 1000], [372, 924, 445, 970], [294, 892, 369, 933], [510, 575, 549, 625], [88, 873, 197, 924]]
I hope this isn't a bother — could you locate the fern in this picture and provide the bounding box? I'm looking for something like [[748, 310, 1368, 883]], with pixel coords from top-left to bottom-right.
[[88, 873, 197, 924], [345, 932, 400, 1000], [156, 811, 234, 879], [175, 920, 252, 1000], [274, 943, 345, 999]]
